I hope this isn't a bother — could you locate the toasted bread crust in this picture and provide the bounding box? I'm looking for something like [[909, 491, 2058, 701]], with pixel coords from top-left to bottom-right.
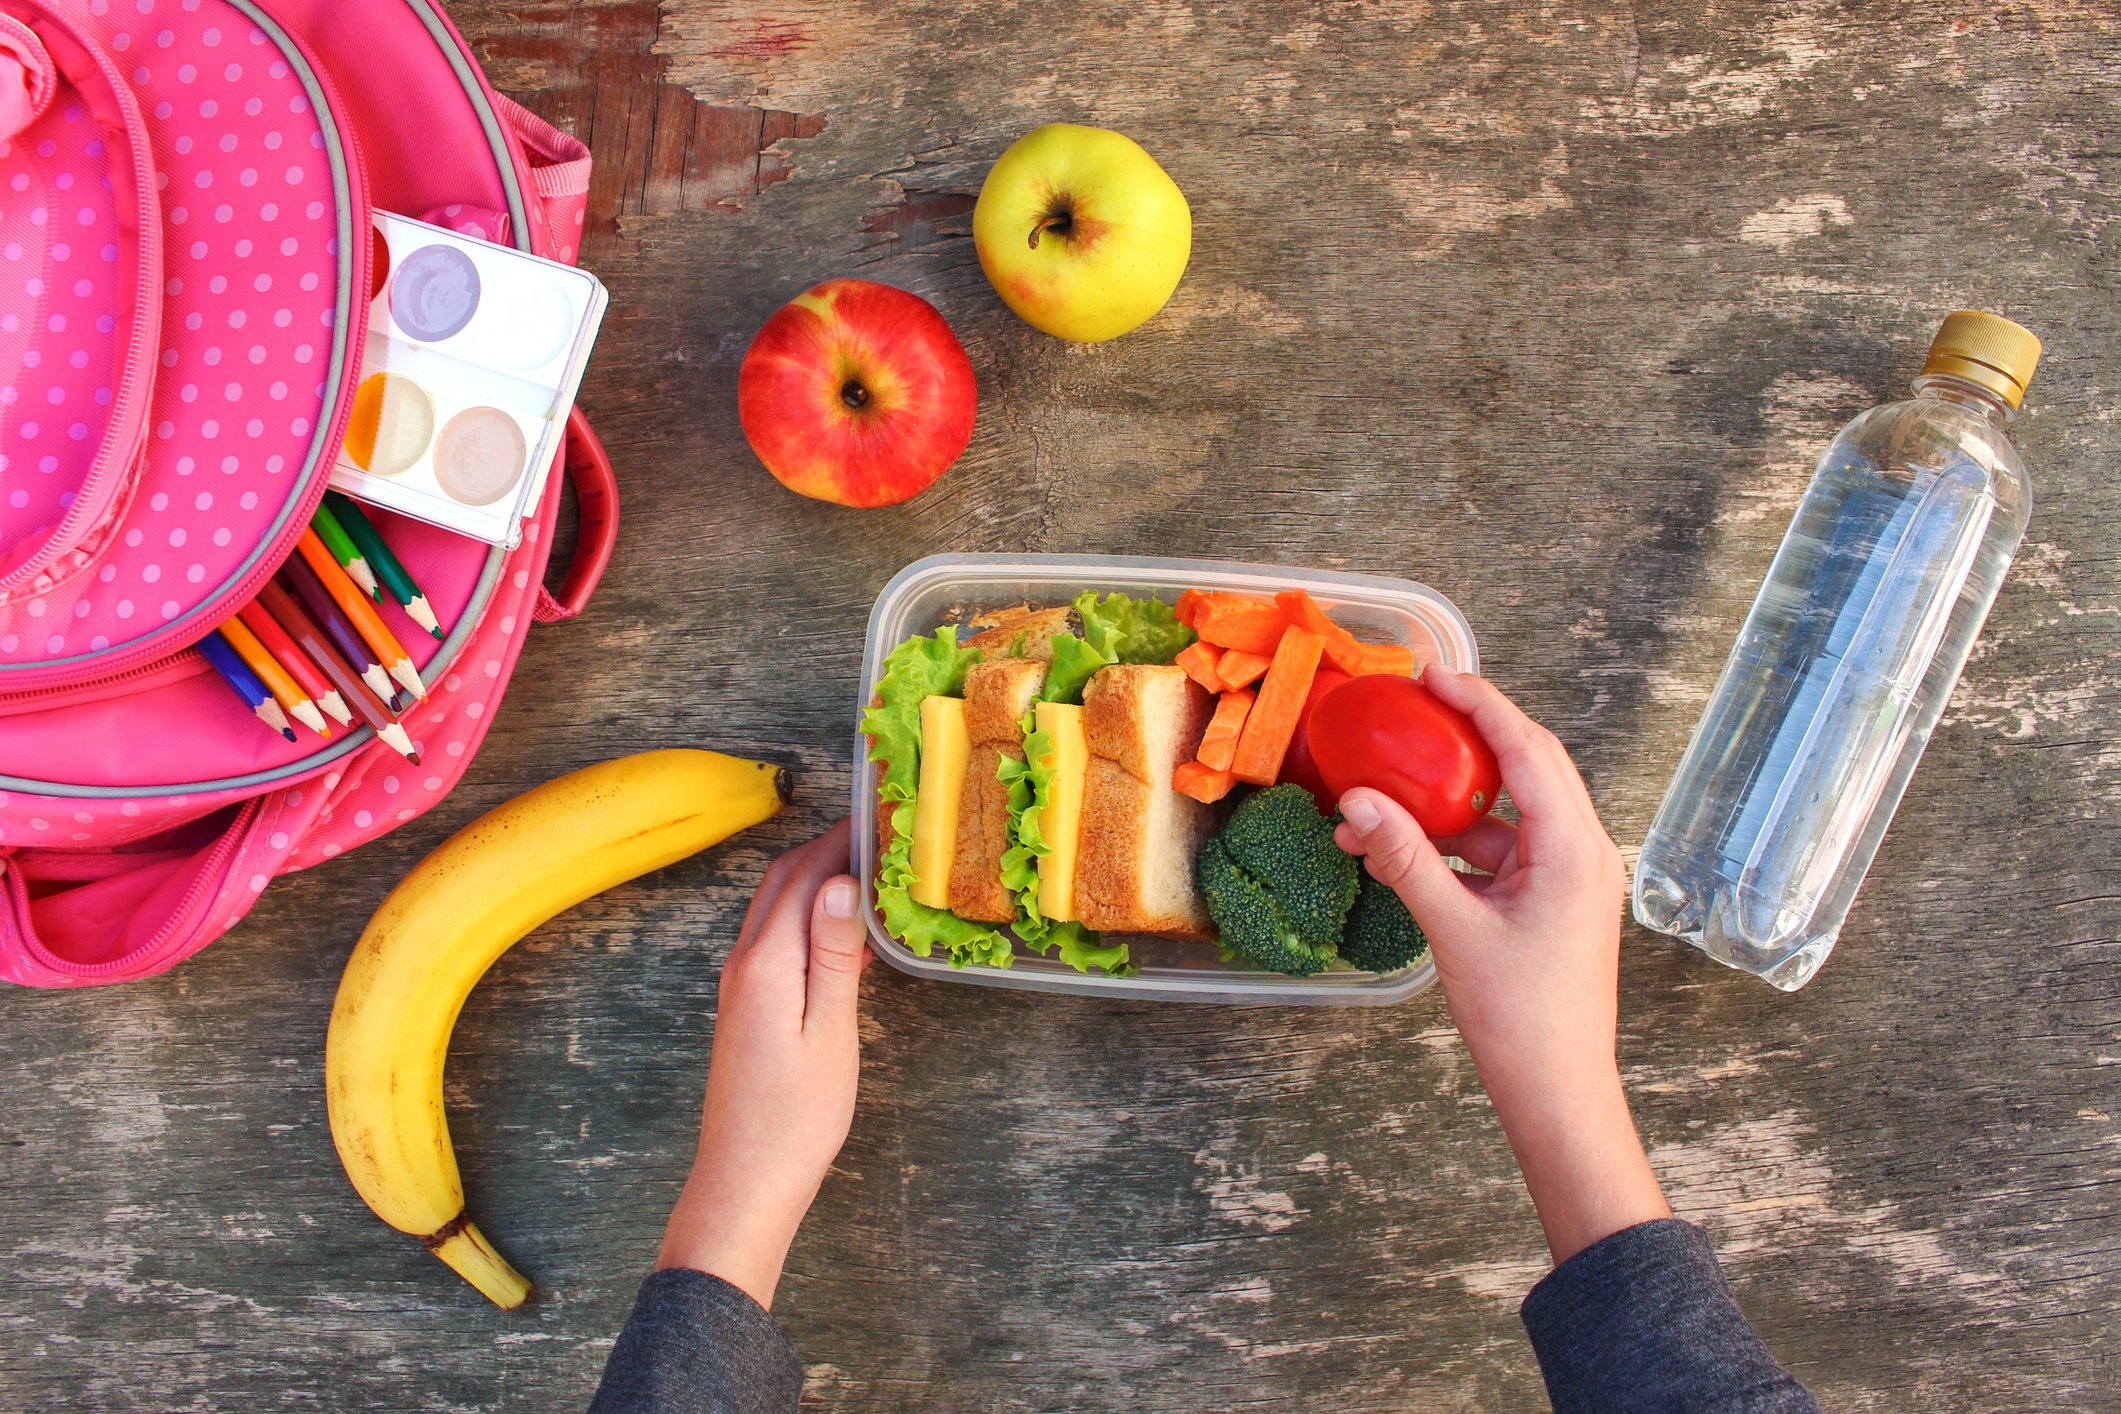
[[947, 743, 1019, 921], [961, 658, 1046, 745], [947, 659, 1048, 922], [1075, 664, 1218, 940], [962, 606, 1075, 663]]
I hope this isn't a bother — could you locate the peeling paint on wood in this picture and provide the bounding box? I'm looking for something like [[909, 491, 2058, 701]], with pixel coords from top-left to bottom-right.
[[7, 0, 2121, 1409]]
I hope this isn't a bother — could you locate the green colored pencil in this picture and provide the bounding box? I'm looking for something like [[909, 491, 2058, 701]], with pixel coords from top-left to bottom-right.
[[310, 499, 380, 599], [325, 490, 443, 639]]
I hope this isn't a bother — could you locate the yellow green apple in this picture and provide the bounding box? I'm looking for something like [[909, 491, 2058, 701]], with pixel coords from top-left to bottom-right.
[[972, 124, 1191, 343]]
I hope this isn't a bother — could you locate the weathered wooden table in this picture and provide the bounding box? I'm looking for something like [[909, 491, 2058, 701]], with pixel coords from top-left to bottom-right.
[[7, 2, 2119, 1408]]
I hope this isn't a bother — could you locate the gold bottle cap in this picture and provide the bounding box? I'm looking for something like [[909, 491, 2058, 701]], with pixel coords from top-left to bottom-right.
[[1920, 311, 2041, 409]]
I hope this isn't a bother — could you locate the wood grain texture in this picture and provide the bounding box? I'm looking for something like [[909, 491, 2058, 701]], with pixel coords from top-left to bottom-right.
[[463, 0, 826, 250], [7, 0, 2121, 1409]]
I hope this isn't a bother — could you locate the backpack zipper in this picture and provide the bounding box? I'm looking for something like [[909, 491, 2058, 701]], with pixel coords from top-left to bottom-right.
[[0, 649, 205, 719], [0, 2, 163, 604]]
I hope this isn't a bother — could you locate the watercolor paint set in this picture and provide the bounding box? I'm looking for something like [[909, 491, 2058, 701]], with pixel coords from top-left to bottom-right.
[[329, 212, 609, 546]]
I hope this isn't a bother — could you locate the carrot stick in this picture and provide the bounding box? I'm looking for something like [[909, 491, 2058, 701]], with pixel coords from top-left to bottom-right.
[[1173, 759, 1238, 803], [1230, 627, 1325, 785], [1275, 588, 1418, 677], [1175, 588, 1208, 629], [1342, 641, 1419, 676], [1196, 689, 1255, 772], [1215, 647, 1271, 691], [1175, 641, 1227, 695], [1190, 593, 1290, 655]]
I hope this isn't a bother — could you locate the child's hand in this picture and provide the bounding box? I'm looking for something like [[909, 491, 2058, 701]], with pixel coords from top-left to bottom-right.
[[1333, 664, 1627, 1098], [656, 819, 869, 1308], [1334, 666, 1669, 1264]]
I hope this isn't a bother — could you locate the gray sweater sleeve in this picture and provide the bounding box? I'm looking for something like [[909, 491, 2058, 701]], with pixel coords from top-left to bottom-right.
[[587, 1269, 802, 1414], [1519, 1219, 1820, 1414]]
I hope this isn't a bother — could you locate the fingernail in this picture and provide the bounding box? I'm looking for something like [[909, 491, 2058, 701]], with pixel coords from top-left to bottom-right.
[[1425, 661, 1459, 679], [821, 878, 857, 919], [1340, 794, 1381, 833]]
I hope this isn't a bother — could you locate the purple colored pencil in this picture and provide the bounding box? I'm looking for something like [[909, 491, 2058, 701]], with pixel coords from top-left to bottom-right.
[[279, 557, 397, 708]]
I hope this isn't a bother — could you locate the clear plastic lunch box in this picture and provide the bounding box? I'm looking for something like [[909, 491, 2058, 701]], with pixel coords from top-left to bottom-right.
[[852, 554, 1480, 1006]]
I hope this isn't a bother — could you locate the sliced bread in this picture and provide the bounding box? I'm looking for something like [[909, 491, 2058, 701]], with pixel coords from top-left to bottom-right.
[[1075, 664, 1218, 940]]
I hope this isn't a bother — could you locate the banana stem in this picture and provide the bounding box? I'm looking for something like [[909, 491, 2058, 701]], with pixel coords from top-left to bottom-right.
[[428, 1216, 532, 1309]]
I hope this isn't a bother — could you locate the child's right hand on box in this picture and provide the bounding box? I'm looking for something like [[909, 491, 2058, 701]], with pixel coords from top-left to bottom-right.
[[1332, 664, 1671, 1264]]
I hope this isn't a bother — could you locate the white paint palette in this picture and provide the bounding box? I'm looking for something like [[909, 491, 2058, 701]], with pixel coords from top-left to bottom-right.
[[328, 213, 608, 546]]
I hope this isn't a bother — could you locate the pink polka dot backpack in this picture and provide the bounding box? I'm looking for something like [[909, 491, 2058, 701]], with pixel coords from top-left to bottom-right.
[[0, 0, 616, 986]]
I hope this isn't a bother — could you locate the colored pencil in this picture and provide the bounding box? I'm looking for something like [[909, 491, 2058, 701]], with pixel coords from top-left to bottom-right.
[[296, 528, 427, 700], [310, 499, 380, 600], [254, 581, 420, 764], [219, 618, 329, 736], [237, 598, 353, 726], [326, 491, 442, 639], [198, 631, 296, 741], [281, 557, 397, 706]]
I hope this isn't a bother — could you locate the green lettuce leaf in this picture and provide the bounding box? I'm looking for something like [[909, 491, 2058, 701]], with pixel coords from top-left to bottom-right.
[[1074, 590, 1196, 666], [1039, 633, 1109, 706], [997, 712, 1052, 949], [862, 629, 1012, 969], [1055, 922, 1135, 978], [861, 627, 982, 807], [1039, 592, 1195, 706]]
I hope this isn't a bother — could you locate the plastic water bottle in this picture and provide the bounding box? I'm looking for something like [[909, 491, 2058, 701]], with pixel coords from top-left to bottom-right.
[[1634, 312, 2041, 990]]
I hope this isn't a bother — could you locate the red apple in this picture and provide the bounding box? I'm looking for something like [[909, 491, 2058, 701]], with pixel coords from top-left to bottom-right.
[[737, 279, 977, 508]]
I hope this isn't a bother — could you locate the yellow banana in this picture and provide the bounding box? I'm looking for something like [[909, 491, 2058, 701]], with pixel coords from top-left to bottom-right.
[[325, 748, 784, 1308]]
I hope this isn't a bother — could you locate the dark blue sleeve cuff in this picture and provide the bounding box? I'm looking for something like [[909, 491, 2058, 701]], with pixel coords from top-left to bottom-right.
[[588, 1268, 803, 1414], [1520, 1219, 1820, 1414]]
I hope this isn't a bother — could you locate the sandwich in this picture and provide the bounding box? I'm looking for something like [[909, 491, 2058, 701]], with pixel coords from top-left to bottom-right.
[[864, 592, 1210, 975]]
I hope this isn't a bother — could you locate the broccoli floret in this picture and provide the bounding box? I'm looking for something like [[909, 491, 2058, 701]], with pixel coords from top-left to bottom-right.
[[1341, 877, 1430, 974], [1198, 784, 1359, 976]]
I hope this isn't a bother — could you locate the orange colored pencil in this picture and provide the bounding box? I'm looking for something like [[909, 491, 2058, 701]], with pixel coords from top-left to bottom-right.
[[237, 598, 352, 726], [296, 528, 426, 700], [219, 616, 330, 737]]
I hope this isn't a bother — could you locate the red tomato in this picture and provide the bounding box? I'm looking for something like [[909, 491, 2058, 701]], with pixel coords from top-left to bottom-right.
[[1275, 669, 1351, 813], [1310, 674, 1501, 837]]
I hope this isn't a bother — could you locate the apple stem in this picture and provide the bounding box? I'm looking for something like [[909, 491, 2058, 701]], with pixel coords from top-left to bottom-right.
[[1028, 208, 1074, 249], [840, 379, 871, 409]]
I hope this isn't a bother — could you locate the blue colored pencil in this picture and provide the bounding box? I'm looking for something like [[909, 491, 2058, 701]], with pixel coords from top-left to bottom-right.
[[201, 629, 296, 741]]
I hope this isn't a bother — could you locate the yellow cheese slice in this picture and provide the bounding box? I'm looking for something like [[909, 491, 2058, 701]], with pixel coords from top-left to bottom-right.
[[1032, 701, 1089, 923], [908, 695, 970, 908]]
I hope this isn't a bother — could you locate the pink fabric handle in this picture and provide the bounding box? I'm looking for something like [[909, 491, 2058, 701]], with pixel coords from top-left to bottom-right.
[[0, 13, 52, 143]]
